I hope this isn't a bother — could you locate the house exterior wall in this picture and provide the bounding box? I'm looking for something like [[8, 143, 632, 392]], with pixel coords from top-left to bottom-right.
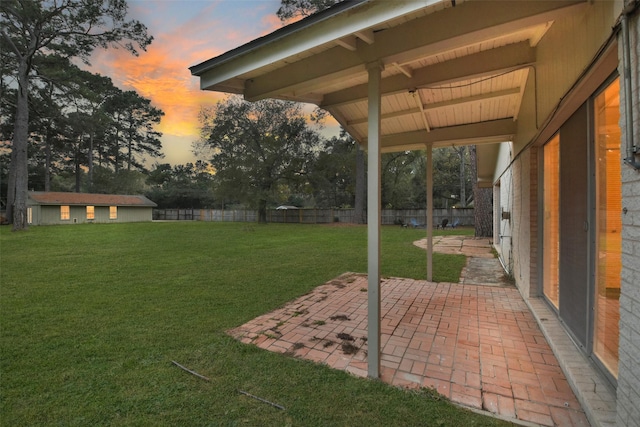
[[497, 3, 622, 303], [496, 2, 624, 307], [616, 7, 640, 427], [510, 150, 534, 299], [115, 207, 154, 223], [29, 205, 41, 225], [494, 141, 540, 300], [493, 4, 639, 424], [35, 205, 152, 225], [514, 2, 622, 155], [528, 146, 539, 301], [495, 142, 514, 276]]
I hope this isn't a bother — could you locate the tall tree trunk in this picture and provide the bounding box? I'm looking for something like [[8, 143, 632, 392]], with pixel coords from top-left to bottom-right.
[[11, 59, 30, 230], [458, 146, 467, 207], [114, 136, 120, 174], [258, 198, 267, 224], [75, 142, 81, 193], [127, 133, 132, 171], [45, 136, 51, 192], [469, 145, 493, 237], [88, 132, 94, 191], [354, 144, 365, 224], [6, 142, 16, 223]]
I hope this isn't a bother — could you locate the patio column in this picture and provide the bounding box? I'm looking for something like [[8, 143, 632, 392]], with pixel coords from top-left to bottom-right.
[[367, 61, 383, 379], [426, 143, 433, 281]]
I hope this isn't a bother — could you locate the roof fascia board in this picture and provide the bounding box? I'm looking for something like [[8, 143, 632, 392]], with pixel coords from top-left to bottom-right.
[[243, 1, 583, 102], [193, 0, 443, 88], [190, 0, 366, 75], [322, 41, 535, 108]]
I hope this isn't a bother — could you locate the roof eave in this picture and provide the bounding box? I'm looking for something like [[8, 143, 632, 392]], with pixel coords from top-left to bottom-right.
[[190, 0, 447, 92], [189, 0, 370, 77]]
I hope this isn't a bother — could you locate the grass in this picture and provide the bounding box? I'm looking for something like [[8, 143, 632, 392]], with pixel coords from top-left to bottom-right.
[[0, 222, 509, 426]]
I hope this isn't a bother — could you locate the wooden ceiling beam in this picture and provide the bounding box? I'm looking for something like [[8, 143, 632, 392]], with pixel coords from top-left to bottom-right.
[[323, 42, 535, 109], [241, 1, 582, 102], [346, 87, 522, 126], [369, 118, 516, 152]]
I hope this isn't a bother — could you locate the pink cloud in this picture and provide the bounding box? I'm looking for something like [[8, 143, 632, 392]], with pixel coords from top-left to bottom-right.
[[85, 0, 332, 164]]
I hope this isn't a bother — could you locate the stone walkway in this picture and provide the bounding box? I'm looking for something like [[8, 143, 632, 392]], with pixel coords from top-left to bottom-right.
[[414, 235, 495, 258], [416, 236, 511, 287], [228, 237, 589, 426]]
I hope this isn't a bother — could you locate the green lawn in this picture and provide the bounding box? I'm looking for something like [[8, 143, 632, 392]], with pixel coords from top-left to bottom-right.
[[0, 222, 508, 426]]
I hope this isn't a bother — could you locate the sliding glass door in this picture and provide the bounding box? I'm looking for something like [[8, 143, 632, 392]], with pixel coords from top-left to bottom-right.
[[542, 135, 560, 309], [593, 77, 621, 378]]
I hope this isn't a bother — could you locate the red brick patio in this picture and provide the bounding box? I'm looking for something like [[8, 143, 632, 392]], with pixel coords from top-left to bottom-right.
[[229, 242, 589, 426]]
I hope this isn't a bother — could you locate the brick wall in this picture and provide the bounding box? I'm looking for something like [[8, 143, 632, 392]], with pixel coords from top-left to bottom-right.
[[497, 167, 513, 275], [528, 147, 538, 299], [616, 8, 640, 427], [510, 151, 533, 299]]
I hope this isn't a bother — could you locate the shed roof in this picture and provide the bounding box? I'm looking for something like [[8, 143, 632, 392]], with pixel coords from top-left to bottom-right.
[[28, 192, 157, 207], [190, 0, 587, 185]]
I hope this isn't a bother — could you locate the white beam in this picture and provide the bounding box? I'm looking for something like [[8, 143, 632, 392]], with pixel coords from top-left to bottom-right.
[[424, 87, 521, 111], [392, 62, 412, 78], [415, 91, 431, 132], [322, 42, 536, 108], [379, 119, 516, 150], [335, 35, 358, 51], [355, 29, 375, 45], [347, 86, 521, 127], [347, 107, 421, 126], [366, 61, 383, 380]]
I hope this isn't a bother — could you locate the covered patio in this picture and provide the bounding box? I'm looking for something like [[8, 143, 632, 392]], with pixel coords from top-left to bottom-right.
[[190, 0, 588, 379], [229, 238, 588, 426], [190, 1, 630, 425]]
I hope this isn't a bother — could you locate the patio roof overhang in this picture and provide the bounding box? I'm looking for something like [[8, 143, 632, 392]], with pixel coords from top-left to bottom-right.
[[190, 0, 589, 378], [191, 0, 587, 185]]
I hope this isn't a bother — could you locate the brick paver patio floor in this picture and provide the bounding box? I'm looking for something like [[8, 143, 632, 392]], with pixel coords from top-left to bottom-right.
[[229, 239, 589, 426]]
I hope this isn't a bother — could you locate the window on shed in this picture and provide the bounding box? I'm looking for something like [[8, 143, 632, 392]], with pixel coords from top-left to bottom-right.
[[86, 206, 95, 220], [60, 206, 70, 220], [109, 206, 117, 219]]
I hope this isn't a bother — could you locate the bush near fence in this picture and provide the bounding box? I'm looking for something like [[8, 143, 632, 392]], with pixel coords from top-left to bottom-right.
[[153, 208, 474, 226]]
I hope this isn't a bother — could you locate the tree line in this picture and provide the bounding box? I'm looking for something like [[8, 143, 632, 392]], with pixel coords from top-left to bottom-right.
[[149, 96, 474, 219], [1, 59, 164, 188], [1, 0, 486, 233], [1, 0, 154, 230]]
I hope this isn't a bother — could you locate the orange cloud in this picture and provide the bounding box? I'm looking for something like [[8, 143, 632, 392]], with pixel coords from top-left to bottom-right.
[[86, 0, 319, 164], [90, 31, 227, 138]]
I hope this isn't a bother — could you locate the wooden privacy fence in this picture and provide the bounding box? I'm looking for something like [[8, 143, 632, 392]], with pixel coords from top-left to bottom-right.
[[153, 208, 474, 226]]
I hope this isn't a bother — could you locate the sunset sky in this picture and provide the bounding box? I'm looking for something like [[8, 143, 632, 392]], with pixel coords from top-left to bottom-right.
[[88, 0, 337, 166]]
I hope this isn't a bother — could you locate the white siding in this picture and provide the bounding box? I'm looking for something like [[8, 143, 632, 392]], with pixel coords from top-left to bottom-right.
[[514, 2, 620, 154]]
